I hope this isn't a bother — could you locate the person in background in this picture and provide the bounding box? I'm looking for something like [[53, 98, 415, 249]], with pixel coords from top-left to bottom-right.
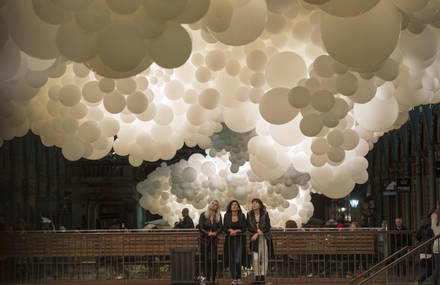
[[395, 218, 405, 230], [431, 204, 440, 285], [349, 222, 357, 231], [174, 208, 194, 229], [285, 220, 298, 229], [336, 219, 345, 231], [223, 200, 247, 285], [390, 217, 411, 277], [415, 208, 435, 285], [199, 200, 222, 285], [390, 218, 410, 252], [247, 198, 274, 285], [324, 218, 337, 228]]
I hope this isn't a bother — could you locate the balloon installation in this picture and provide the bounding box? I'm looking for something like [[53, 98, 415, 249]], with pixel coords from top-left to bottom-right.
[[0, 0, 439, 226]]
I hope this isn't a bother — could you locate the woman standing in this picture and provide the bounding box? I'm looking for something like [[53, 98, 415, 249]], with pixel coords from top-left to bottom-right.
[[224, 200, 247, 285], [199, 200, 222, 285], [247, 198, 274, 284]]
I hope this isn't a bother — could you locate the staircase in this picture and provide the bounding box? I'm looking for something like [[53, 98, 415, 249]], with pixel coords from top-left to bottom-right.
[[348, 234, 440, 285]]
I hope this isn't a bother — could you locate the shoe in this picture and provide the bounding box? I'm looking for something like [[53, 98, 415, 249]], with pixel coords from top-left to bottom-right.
[[236, 279, 243, 284], [232, 279, 237, 285]]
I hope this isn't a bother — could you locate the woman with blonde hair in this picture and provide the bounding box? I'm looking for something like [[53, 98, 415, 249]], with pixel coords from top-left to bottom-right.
[[199, 200, 222, 285]]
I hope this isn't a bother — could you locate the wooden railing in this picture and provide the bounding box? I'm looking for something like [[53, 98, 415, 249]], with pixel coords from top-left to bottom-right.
[[0, 228, 406, 284], [0, 229, 377, 257]]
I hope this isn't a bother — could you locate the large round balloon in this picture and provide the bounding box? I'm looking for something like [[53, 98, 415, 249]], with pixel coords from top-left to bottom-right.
[[87, 54, 152, 79], [0, 40, 21, 82], [8, 0, 60, 59], [211, 0, 267, 46], [75, 1, 110, 33], [318, 0, 380, 17], [321, 0, 401, 71], [269, 115, 305, 146], [32, 0, 73, 25], [391, 0, 429, 13], [148, 23, 192, 69], [250, 154, 290, 181], [265, 52, 307, 88], [56, 21, 98, 62], [175, 0, 211, 24], [353, 94, 399, 132], [260, 88, 299, 125], [399, 27, 438, 64], [98, 21, 146, 72], [143, 0, 188, 20], [224, 103, 259, 133]]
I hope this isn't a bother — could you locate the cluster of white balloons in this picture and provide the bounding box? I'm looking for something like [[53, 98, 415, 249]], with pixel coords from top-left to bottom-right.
[[137, 152, 313, 227], [2, 0, 440, 225], [5, 0, 209, 79]]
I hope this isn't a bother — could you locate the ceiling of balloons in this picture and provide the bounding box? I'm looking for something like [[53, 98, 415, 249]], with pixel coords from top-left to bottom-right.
[[1, 0, 439, 226]]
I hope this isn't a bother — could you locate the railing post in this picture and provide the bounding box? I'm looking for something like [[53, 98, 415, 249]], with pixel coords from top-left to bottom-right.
[[122, 232, 125, 284]]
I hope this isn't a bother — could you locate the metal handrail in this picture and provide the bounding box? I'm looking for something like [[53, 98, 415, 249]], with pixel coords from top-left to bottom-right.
[[346, 245, 410, 285], [2, 227, 385, 234], [355, 234, 440, 285]]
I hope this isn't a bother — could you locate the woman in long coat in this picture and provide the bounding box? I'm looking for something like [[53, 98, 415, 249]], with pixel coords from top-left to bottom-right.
[[223, 200, 247, 285], [247, 198, 274, 284], [199, 200, 222, 285]]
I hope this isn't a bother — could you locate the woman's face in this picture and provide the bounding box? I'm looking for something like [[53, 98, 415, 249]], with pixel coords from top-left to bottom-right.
[[231, 202, 239, 212], [252, 201, 260, 210], [209, 200, 219, 211]]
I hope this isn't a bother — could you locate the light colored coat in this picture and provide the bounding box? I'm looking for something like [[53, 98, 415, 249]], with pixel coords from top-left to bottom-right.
[[431, 213, 440, 253]]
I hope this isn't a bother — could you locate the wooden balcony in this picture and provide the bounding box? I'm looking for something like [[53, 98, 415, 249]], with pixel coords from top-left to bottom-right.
[[0, 228, 394, 284]]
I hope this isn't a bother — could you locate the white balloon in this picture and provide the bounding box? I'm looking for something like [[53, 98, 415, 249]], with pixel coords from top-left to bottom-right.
[[265, 52, 307, 88], [62, 136, 84, 161], [300, 113, 324, 137], [321, 0, 401, 71], [269, 115, 305, 146], [154, 104, 174, 125], [211, 0, 267, 46], [78, 120, 101, 143], [260, 88, 299, 124], [224, 103, 259, 133], [354, 94, 399, 132]]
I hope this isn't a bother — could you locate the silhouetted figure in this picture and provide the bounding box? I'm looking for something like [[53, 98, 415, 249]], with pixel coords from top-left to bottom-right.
[[174, 208, 194, 229]]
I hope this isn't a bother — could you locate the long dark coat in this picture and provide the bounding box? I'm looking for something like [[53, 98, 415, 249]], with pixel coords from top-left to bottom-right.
[[247, 210, 275, 258], [198, 212, 222, 246]]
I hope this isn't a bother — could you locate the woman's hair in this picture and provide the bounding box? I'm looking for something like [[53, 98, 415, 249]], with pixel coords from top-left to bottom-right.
[[430, 207, 440, 226], [204, 200, 221, 222], [226, 200, 242, 214], [251, 198, 266, 213], [285, 220, 297, 229]]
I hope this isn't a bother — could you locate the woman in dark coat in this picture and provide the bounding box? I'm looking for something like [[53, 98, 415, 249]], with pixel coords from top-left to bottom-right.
[[247, 198, 274, 284], [223, 200, 247, 285], [199, 200, 222, 285]]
